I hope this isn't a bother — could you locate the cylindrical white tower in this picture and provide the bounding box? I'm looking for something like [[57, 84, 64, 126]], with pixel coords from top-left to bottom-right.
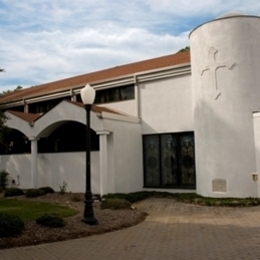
[[190, 13, 260, 197]]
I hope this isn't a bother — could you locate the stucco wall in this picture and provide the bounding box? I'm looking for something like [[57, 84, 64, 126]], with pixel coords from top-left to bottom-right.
[[0, 152, 100, 193], [0, 154, 31, 189], [190, 15, 260, 197], [140, 75, 193, 134], [103, 119, 143, 194], [99, 99, 137, 117]]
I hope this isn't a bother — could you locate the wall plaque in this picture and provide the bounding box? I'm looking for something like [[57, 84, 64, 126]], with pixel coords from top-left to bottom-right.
[[212, 179, 227, 192]]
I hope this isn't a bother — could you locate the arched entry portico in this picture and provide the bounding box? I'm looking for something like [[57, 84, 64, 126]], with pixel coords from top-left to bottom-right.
[[3, 100, 107, 194], [3, 100, 142, 196]]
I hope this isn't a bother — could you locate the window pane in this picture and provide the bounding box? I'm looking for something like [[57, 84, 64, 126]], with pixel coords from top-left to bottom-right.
[[94, 85, 134, 104], [0, 129, 30, 154], [179, 134, 196, 186], [161, 134, 178, 187], [144, 135, 160, 187], [120, 85, 135, 100], [38, 122, 99, 153], [106, 88, 120, 102], [94, 91, 105, 104], [29, 97, 69, 113]]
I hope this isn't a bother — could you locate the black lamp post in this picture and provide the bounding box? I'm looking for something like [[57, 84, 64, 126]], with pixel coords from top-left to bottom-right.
[[80, 84, 97, 225]]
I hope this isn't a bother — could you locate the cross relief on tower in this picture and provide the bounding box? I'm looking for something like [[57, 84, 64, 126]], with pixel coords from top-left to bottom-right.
[[201, 46, 236, 99]]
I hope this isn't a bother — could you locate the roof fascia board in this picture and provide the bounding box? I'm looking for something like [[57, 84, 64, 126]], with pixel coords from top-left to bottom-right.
[[75, 62, 191, 92], [76, 76, 134, 92], [0, 90, 72, 109], [90, 62, 191, 87], [1, 100, 24, 109], [26, 90, 71, 104], [136, 64, 191, 82]]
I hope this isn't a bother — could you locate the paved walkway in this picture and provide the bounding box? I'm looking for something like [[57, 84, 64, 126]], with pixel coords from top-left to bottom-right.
[[1, 198, 260, 259]]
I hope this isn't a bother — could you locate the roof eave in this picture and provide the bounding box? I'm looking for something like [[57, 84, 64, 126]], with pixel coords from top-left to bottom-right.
[[0, 61, 191, 108]]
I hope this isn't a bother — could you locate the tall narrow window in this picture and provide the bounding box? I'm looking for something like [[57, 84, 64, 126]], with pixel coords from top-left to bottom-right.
[[143, 135, 160, 187], [161, 134, 178, 187], [179, 134, 196, 187]]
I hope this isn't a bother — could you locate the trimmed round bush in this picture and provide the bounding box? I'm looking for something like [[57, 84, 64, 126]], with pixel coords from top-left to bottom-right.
[[0, 212, 25, 238], [36, 213, 65, 227], [101, 198, 131, 210], [25, 188, 45, 198], [39, 186, 54, 194], [4, 188, 24, 197]]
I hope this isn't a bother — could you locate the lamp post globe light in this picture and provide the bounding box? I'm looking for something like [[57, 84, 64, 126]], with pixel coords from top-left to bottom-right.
[[80, 84, 97, 225]]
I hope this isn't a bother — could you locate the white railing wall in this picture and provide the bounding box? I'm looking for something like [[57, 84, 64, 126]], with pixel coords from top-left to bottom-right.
[[0, 152, 100, 194]]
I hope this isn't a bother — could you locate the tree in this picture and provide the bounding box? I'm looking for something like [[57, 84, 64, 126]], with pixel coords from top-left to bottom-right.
[[178, 46, 190, 53], [0, 86, 23, 96]]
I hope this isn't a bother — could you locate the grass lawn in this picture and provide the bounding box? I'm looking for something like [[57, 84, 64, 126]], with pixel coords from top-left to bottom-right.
[[0, 199, 77, 221]]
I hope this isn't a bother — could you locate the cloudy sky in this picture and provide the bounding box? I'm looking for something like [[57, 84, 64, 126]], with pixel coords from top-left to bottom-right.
[[0, 0, 260, 92]]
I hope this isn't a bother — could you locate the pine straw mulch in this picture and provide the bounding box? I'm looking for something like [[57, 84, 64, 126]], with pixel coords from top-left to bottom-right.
[[0, 192, 147, 249]]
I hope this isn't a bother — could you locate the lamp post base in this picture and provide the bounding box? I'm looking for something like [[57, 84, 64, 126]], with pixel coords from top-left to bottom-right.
[[81, 191, 98, 225], [81, 217, 98, 225]]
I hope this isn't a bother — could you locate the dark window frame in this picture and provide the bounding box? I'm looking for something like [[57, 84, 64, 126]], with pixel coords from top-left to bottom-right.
[[0, 129, 31, 155], [94, 84, 135, 104], [38, 122, 99, 153], [143, 132, 196, 190], [28, 97, 71, 114]]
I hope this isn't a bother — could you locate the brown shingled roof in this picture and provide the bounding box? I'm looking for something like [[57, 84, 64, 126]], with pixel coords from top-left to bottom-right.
[[0, 51, 190, 104], [7, 110, 42, 122]]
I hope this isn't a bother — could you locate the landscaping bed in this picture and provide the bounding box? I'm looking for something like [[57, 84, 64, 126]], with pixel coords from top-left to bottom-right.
[[1, 190, 259, 249], [0, 192, 146, 249]]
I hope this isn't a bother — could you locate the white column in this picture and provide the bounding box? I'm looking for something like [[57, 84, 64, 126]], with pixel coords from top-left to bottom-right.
[[134, 82, 142, 119], [70, 89, 77, 102], [97, 131, 110, 197], [29, 137, 38, 189], [24, 103, 28, 113]]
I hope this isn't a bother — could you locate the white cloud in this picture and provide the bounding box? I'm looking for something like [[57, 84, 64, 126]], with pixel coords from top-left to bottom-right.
[[0, 0, 260, 91], [147, 0, 260, 16]]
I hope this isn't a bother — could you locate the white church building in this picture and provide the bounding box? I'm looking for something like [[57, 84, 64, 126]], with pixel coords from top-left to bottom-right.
[[1, 13, 260, 198]]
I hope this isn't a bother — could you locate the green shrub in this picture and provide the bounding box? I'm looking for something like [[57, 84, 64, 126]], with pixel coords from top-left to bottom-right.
[[25, 188, 45, 198], [39, 186, 54, 194], [36, 213, 65, 227], [59, 181, 67, 194], [4, 188, 24, 197], [0, 212, 24, 237], [103, 192, 153, 203], [123, 192, 153, 203], [101, 198, 132, 210], [0, 170, 9, 190]]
